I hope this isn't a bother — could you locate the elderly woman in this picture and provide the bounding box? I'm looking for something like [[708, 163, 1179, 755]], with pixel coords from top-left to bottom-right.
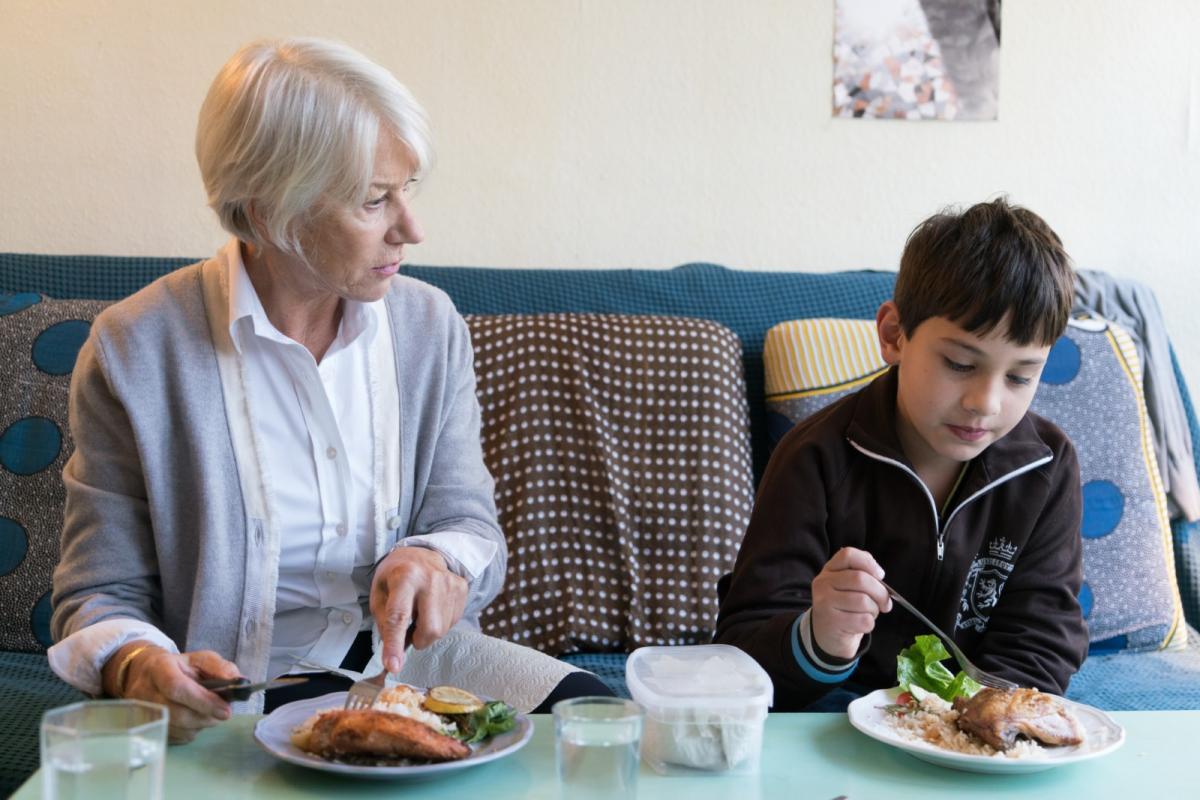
[[47, 37, 609, 743]]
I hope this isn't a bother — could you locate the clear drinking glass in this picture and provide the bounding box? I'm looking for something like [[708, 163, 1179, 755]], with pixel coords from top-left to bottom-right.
[[553, 696, 643, 799], [40, 700, 168, 800]]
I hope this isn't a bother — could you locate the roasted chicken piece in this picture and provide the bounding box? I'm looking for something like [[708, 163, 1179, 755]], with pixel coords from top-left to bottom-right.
[[953, 687, 1084, 751], [299, 709, 470, 762]]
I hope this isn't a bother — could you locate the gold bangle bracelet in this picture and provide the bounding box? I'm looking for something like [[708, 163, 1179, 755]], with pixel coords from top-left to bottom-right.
[[113, 644, 151, 697]]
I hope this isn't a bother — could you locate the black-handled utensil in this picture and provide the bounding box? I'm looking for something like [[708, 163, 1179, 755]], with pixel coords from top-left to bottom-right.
[[198, 675, 309, 701]]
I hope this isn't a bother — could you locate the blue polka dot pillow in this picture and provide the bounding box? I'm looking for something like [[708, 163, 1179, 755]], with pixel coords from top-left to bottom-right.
[[1034, 317, 1185, 652], [0, 293, 111, 652], [763, 315, 1187, 654]]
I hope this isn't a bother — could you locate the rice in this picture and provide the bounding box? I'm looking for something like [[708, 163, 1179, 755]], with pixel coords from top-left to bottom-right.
[[884, 694, 1045, 759], [373, 686, 458, 736]]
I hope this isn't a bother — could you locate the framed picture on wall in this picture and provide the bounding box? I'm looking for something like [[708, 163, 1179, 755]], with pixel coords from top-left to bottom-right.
[[832, 0, 1001, 120]]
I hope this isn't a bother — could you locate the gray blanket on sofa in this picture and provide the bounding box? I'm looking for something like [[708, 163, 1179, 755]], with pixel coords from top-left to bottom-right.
[[1075, 269, 1200, 521]]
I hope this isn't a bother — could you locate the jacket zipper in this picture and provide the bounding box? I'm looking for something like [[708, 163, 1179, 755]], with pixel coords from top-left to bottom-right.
[[847, 439, 1053, 562], [847, 441, 942, 556], [938, 456, 1053, 549]]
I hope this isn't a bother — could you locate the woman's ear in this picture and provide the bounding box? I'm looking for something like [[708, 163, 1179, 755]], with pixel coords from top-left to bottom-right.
[[876, 300, 905, 365], [244, 201, 268, 243]]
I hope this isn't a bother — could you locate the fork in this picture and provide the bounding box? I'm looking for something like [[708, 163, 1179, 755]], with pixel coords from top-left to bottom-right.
[[881, 580, 1018, 690], [343, 669, 388, 710]]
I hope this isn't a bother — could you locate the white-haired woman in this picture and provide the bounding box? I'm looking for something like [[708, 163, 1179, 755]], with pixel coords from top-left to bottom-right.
[[48, 37, 610, 743]]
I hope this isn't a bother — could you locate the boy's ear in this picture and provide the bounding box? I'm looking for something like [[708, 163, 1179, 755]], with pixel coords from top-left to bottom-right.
[[876, 301, 904, 365]]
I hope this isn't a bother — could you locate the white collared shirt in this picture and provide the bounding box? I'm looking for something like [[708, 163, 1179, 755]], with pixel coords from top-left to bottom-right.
[[226, 253, 378, 679], [48, 245, 497, 693]]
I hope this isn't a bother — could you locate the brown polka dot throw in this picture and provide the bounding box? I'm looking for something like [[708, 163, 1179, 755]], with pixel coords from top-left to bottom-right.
[[467, 313, 753, 655]]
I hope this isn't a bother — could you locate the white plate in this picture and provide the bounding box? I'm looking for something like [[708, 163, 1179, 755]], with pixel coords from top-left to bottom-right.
[[253, 691, 534, 779], [847, 687, 1125, 774]]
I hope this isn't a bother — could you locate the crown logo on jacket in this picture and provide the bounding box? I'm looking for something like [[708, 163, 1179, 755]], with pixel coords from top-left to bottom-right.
[[988, 537, 1018, 560]]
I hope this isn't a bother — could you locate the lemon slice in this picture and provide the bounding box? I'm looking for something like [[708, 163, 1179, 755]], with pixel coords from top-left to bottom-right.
[[423, 685, 484, 715]]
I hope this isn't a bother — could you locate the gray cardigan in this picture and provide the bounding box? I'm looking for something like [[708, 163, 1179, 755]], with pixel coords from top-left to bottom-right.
[[50, 257, 506, 688]]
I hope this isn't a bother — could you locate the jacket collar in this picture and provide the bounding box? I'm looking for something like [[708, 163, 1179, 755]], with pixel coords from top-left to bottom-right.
[[845, 366, 1054, 490]]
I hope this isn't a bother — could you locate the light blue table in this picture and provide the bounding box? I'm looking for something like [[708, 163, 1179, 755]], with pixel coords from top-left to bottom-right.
[[14, 711, 1192, 798]]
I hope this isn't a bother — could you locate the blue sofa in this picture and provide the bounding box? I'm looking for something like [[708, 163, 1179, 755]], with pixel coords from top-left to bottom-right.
[[3, 254, 1200, 793]]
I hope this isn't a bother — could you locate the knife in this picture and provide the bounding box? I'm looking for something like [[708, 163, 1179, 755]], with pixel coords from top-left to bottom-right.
[[198, 676, 309, 701]]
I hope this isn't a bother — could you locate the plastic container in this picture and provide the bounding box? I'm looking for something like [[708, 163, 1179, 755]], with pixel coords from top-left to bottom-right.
[[625, 644, 773, 775]]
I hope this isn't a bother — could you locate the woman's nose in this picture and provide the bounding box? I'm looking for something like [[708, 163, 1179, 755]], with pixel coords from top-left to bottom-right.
[[388, 203, 424, 245]]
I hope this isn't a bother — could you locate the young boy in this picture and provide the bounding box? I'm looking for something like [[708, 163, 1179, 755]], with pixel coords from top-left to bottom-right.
[[715, 198, 1087, 710]]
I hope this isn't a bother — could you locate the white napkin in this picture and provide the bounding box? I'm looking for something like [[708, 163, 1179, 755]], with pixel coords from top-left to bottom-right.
[[363, 628, 580, 713]]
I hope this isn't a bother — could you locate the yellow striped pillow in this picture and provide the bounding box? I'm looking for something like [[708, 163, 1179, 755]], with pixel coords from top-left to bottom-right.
[[763, 318, 887, 447], [764, 318, 885, 399]]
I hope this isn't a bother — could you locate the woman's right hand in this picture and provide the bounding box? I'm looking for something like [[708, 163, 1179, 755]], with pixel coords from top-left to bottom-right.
[[104, 643, 240, 743]]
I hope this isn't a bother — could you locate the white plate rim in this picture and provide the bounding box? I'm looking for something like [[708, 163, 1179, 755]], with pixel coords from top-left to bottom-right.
[[846, 687, 1125, 774], [253, 690, 534, 779]]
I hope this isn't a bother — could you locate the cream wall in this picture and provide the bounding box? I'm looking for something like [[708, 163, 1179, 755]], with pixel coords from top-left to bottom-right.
[[3, 0, 1199, 388]]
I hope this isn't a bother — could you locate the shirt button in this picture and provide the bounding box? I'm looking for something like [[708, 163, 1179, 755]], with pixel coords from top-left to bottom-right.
[[325, 571, 336, 580], [387, 516, 402, 530], [336, 522, 347, 536], [326, 446, 337, 460], [342, 612, 354, 625]]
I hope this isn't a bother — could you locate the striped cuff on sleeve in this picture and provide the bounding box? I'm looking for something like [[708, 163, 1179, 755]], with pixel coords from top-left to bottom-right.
[[790, 609, 860, 684]]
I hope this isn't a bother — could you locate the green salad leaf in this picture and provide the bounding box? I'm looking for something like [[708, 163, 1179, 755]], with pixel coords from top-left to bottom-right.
[[451, 700, 518, 744], [895, 634, 981, 702]]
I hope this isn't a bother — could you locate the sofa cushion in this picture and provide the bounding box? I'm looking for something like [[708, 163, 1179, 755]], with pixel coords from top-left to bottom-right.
[[1066, 626, 1200, 710], [0, 254, 194, 300], [763, 315, 1187, 654], [0, 651, 86, 795], [466, 313, 754, 656], [557, 652, 632, 699], [0, 295, 111, 652]]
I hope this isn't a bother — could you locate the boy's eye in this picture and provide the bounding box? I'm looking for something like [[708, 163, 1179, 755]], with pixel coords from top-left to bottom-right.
[[943, 358, 972, 373], [1007, 374, 1033, 387]]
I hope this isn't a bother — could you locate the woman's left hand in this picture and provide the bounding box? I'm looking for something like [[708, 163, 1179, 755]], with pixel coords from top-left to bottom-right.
[[370, 547, 468, 674]]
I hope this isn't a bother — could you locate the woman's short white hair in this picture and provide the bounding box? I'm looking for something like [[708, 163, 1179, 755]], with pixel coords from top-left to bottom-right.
[[196, 37, 432, 258]]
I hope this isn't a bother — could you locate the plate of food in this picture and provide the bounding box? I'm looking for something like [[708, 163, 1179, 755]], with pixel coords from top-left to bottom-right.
[[254, 684, 533, 779], [846, 636, 1125, 774]]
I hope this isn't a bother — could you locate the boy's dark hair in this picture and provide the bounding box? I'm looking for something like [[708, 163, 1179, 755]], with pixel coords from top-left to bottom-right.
[[895, 197, 1075, 346]]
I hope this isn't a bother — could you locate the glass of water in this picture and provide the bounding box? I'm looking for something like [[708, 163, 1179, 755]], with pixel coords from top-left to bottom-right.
[[553, 696, 643, 799], [41, 700, 168, 800]]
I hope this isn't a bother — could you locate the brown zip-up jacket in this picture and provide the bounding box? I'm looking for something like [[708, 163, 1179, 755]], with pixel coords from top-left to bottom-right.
[[716, 367, 1087, 710]]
